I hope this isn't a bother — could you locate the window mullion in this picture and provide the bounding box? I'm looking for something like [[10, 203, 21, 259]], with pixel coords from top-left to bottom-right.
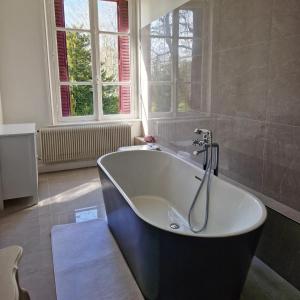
[[99, 30, 129, 36], [59, 81, 93, 86], [90, 0, 103, 120], [129, 0, 137, 118], [102, 81, 131, 86], [172, 9, 179, 118], [56, 27, 91, 33]]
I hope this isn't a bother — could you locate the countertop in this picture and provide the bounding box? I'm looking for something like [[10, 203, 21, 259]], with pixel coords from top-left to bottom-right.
[[0, 123, 36, 137]]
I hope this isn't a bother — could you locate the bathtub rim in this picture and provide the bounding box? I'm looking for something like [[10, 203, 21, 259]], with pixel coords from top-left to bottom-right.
[[97, 149, 267, 238]]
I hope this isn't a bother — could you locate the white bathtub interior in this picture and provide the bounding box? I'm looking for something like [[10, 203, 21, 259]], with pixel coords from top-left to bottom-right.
[[99, 150, 267, 237]]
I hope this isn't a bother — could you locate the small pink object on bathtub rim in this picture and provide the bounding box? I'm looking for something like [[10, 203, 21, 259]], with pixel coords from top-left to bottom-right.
[[144, 135, 156, 143]]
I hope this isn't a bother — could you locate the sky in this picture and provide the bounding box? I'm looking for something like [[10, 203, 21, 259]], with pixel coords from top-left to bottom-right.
[[64, 0, 118, 31]]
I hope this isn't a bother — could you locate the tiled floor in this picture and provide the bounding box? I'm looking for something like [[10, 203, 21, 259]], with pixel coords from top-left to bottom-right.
[[0, 167, 105, 300], [0, 167, 299, 300]]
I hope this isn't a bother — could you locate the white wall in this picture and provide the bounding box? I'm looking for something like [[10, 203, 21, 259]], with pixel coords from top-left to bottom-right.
[[140, 0, 189, 27], [0, 0, 52, 128]]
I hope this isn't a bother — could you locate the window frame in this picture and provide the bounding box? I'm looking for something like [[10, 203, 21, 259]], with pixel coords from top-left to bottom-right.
[[45, 0, 139, 123]]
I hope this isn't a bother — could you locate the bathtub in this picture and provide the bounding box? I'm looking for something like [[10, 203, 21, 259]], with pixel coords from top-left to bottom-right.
[[97, 150, 267, 300]]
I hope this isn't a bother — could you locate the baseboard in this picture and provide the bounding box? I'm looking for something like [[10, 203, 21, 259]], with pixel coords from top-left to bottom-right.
[[38, 159, 97, 173]]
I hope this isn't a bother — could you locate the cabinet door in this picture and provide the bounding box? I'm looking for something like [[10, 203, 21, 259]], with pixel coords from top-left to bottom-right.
[[0, 135, 37, 200]]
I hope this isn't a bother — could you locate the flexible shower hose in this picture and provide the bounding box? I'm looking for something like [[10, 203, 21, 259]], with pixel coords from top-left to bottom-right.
[[188, 143, 213, 233]]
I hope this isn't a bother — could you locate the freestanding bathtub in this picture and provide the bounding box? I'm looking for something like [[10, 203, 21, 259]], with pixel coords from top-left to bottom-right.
[[97, 150, 267, 300]]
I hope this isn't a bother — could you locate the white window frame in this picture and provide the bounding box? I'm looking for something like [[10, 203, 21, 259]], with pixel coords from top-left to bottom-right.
[[45, 0, 139, 124]]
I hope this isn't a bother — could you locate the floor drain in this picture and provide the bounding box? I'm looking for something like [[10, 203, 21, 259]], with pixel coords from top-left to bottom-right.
[[170, 223, 180, 230]]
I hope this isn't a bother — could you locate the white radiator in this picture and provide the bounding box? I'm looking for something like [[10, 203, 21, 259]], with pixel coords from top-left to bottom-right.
[[40, 124, 131, 163]]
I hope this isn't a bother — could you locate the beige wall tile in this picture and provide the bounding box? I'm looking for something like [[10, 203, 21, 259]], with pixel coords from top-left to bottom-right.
[[271, 0, 300, 39], [213, 0, 272, 51]]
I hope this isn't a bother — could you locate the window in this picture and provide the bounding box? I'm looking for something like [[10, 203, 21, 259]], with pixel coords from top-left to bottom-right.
[[47, 0, 137, 122], [141, 5, 204, 118]]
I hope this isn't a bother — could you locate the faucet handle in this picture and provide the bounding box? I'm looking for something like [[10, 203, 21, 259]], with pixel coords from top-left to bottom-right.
[[192, 139, 199, 146], [194, 128, 203, 135], [192, 139, 205, 146]]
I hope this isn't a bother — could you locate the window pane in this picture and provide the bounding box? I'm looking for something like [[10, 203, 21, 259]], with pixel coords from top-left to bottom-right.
[[54, 0, 90, 29], [98, 1, 117, 32], [177, 83, 191, 112], [100, 35, 130, 82], [60, 85, 93, 117], [150, 37, 172, 81], [178, 57, 192, 82], [150, 13, 173, 36], [149, 85, 171, 113], [178, 38, 193, 82], [179, 10, 194, 37], [98, 0, 129, 33], [100, 35, 118, 81], [102, 85, 131, 115], [57, 31, 92, 82], [177, 83, 202, 112], [178, 38, 193, 58]]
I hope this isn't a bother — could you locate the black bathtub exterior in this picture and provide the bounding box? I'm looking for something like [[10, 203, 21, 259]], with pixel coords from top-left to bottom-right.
[[98, 166, 264, 300]]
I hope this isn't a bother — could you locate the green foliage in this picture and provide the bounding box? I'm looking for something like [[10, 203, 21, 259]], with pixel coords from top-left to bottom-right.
[[66, 32, 92, 82], [101, 68, 119, 114], [66, 31, 119, 116], [70, 85, 93, 116]]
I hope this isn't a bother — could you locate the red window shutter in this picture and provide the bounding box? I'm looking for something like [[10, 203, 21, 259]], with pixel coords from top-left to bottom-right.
[[54, 0, 65, 27], [55, 0, 71, 116], [56, 31, 68, 82], [117, 0, 131, 113], [60, 85, 71, 116]]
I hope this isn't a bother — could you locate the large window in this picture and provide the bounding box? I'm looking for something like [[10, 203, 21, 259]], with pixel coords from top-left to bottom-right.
[[47, 0, 136, 122]]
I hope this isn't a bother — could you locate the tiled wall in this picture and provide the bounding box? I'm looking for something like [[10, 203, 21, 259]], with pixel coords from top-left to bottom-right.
[[141, 0, 300, 213], [212, 0, 300, 212]]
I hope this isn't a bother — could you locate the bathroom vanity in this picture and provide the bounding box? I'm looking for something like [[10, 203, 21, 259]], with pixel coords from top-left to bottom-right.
[[0, 123, 38, 210]]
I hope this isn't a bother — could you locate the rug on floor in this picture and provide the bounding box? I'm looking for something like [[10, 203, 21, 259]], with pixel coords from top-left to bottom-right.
[[51, 219, 300, 300], [51, 219, 144, 300]]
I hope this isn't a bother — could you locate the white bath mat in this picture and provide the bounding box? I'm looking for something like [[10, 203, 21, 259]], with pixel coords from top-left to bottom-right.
[[51, 219, 144, 300]]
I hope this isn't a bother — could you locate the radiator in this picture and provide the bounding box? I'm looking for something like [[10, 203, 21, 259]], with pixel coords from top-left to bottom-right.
[[40, 124, 131, 163]]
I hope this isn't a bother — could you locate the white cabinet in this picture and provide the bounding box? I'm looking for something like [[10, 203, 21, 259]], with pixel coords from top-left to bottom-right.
[[0, 123, 38, 210]]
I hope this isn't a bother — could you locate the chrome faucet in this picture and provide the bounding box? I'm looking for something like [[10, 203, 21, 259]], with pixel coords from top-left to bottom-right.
[[192, 128, 219, 176], [192, 128, 212, 156]]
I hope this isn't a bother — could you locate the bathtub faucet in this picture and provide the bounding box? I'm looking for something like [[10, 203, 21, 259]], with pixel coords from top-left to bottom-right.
[[193, 128, 212, 145], [192, 129, 219, 176], [193, 128, 212, 147], [192, 128, 212, 157]]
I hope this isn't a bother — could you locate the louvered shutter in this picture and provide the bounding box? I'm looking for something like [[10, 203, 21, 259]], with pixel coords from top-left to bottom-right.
[[117, 0, 131, 113], [55, 0, 71, 116]]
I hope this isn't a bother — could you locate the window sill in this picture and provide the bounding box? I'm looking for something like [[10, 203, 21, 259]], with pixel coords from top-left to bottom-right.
[[49, 119, 142, 128]]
